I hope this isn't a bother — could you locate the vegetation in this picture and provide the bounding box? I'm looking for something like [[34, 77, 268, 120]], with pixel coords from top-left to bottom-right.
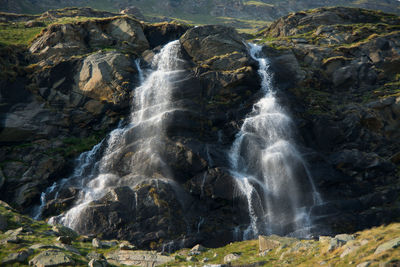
[[159, 223, 400, 266]]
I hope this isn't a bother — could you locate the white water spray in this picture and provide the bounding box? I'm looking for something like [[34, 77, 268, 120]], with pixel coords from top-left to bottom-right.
[[229, 43, 321, 239], [43, 40, 185, 229]]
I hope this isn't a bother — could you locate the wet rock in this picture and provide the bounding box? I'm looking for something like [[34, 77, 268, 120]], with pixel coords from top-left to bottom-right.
[[224, 253, 241, 263], [374, 237, 400, 254], [29, 250, 74, 267]]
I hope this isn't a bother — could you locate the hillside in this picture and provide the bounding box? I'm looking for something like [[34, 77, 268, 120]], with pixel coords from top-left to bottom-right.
[[0, 4, 400, 267], [1, 0, 400, 32]]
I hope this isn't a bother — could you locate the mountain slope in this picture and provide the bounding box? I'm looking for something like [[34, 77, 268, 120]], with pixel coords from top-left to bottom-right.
[[1, 0, 400, 26]]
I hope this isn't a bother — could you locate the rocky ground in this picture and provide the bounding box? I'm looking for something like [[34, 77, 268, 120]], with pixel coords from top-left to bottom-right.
[[0, 4, 399, 259], [1, 200, 400, 266]]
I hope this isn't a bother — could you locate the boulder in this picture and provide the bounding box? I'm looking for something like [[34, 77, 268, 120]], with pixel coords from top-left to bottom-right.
[[88, 259, 108, 267], [259, 236, 281, 252], [92, 238, 103, 248], [374, 237, 400, 254], [29, 17, 149, 60], [52, 225, 78, 239], [76, 51, 135, 105], [224, 253, 241, 263], [29, 250, 74, 267], [180, 25, 250, 70], [1, 249, 32, 264], [105, 250, 174, 266]]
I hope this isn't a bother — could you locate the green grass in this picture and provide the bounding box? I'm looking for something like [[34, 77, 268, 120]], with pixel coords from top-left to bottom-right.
[[244, 1, 274, 7], [0, 22, 44, 45]]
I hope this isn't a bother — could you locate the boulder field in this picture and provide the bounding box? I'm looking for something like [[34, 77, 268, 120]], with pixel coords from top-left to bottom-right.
[[0, 6, 399, 252]]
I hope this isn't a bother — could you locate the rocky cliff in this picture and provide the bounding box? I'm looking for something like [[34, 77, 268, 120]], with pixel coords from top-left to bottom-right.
[[0, 6, 399, 255], [259, 7, 400, 234]]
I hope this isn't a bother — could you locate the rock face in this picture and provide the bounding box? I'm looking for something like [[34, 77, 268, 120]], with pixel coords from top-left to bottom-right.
[[259, 7, 400, 234], [52, 24, 260, 249], [1, 5, 400, 253], [29, 16, 149, 60]]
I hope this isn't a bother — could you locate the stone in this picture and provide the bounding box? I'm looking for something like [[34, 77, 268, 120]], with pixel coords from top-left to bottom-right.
[[340, 244, 361, 258], [326, 238, 347, 252], [29, 250, 75, 267], [105, 250, 174, 266], [77, 51, 134, 105], [119, 241, 136, 250], [223, 253, 241, 263], [357, 262, 371, 267], [374, 237, 400, 254], [92, 238, 103, 248], [259, 235, 281, 252], [189, 244, 207, 255], [180, 25, 249, 71], [55, 243, 81, 255], [335, 234, 355, 243], [56, 236, 72, 245], [52, 225, 78, 239], [87, 251, 104, 261], [88, 259, 108, 267], [1, 249, 33, 264]]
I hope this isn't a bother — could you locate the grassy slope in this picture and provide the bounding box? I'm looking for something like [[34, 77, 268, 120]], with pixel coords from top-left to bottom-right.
[[1, 201, 400, 267]]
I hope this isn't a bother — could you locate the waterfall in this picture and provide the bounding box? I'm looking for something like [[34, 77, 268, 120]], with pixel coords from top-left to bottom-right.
[[229, 43, 321, 239], [38, 40, 185, 229]]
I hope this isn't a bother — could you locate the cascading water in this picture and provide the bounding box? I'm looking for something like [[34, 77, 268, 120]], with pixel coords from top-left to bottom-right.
[[229, 43, 321, 239], [36, 40, 186, 229]]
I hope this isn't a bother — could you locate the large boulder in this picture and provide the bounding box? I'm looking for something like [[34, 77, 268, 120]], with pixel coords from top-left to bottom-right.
[[180, 25, 251, 70], [29, 16, 149, 60]]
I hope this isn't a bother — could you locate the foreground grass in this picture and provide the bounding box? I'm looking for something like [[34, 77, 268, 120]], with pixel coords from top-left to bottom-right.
[[163, 224, 400, 266]]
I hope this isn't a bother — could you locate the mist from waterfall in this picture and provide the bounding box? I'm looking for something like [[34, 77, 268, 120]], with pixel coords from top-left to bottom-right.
[[229, 43, 321, 239], [36, 40, 185, 229]]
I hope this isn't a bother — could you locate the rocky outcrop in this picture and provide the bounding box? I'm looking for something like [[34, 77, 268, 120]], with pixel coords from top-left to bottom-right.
[[258, 7, 400, 234], [29, 16, 149, 60]]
